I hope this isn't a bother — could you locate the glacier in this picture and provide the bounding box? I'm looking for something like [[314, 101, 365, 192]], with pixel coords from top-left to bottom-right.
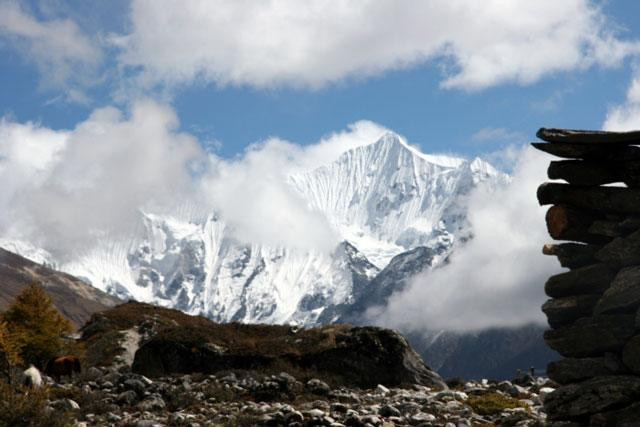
[[1, 132, 508, 326]]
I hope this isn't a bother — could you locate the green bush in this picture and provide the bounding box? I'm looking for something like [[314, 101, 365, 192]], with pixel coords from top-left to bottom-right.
[[467, 392, 527, 415]]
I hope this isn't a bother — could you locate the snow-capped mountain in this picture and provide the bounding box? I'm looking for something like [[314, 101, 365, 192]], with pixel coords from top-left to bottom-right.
[[1, 132, 507, 326]]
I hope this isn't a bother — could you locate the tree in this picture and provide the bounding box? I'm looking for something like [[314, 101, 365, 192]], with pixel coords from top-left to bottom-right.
[[0, 320, 23, 383], [2, 284, 73, 369]]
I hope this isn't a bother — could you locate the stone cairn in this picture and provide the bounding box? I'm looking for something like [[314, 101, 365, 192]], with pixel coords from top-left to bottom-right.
[[534, 128, 640, 425]]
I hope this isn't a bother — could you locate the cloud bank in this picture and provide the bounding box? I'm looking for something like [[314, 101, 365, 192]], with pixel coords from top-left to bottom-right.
[[119, 0, 639, 91], [0, 103, 390, 257], [372, 146, 562, 332]]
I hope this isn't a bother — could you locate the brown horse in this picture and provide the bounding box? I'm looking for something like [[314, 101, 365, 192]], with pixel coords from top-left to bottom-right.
[[45, 356, 81, 382]]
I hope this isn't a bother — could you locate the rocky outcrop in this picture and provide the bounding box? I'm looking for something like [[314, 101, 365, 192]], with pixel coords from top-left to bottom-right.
[[534, 127, 640, 424], [0, 248, 120, 328], [81, 301, 445, 390]]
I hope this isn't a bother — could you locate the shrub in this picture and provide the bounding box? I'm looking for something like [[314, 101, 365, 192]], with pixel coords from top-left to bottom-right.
[[2, 284, 74, 368], [467, 392, 527, 415], [0, 381, 72, 427]]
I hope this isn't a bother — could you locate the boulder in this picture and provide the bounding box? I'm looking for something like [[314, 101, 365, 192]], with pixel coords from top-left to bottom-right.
[[132, 323, 446, 389], [543, 375, 640, 421]]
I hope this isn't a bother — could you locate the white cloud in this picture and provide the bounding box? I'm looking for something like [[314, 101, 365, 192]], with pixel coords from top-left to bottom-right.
[[0, 1, 102, 101], [372, 146, 562, 332], [201, 120, 389, 251], [118, 0, 639, 91], [0, 100, 205, 256], [603, 72, 640, 131], [0, 107, 389, 257]]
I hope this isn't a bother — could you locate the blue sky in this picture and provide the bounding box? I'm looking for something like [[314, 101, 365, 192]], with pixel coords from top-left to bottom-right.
[[2, 0, 640, 160]]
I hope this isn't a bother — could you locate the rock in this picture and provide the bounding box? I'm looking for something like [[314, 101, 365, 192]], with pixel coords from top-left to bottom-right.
[[596, 229, 640, 267], [138, 394, 166, 411], [595, 266, 640, 314], [330, 402, 348, 413], [306, 379, 330, 395], [375, 384, 389, 395], [84, 366, 102, 381], [544, 314, 635, 357], [543, 375, 640, 420], [537, 183, 640, 214], [123, 378, 147, 396], [622, 335, 640, 374], [547, 356, 626, 384], [378, 405, 401, 417], [542, 243, 600, 269], [544, 263, 616, 298], [117, 390, 139, 405], [285, 411, 304, 423], [536, 128, 640, 144], [409, 412, 436, 424], [547, 160, 621, 186], [531, 142, 640, 161], [590, 401, 640, 426], [542, 295, 600, 328], [132, 323, 445, 389], [538, 387, 555, 402], [51, 398, 80, 411], [107, 412, 122, 422]]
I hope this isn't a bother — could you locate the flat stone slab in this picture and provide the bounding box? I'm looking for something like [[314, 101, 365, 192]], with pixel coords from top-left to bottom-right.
[[537, 128, 640, 144]]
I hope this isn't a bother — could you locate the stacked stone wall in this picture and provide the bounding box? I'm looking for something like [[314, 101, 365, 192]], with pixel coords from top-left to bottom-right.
[[534, 128, 640, 425]]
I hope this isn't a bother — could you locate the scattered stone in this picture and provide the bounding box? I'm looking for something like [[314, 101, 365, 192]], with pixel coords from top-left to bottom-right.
[[306, 378, 331, 395]]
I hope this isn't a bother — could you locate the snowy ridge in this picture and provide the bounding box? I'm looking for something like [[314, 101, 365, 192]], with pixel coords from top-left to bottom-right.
[[290, 133, 506, 267], [1, 133, 507, 325]]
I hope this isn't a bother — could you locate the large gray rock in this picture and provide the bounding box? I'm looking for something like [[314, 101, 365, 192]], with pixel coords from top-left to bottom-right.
[[544, 314, 635, 357], [544, 375, 640, 420], [132, 323, 446, 389], [595, 266, 640, 314]]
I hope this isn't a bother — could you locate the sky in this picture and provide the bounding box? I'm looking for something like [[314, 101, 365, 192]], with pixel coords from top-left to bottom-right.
[[1, 0, 640, 159], [2, 0, 640, 331]]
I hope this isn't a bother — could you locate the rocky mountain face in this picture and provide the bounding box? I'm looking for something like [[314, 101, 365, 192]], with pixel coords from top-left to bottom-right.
[[0, 248, 120, 328], [0, 132, 555, 379]]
